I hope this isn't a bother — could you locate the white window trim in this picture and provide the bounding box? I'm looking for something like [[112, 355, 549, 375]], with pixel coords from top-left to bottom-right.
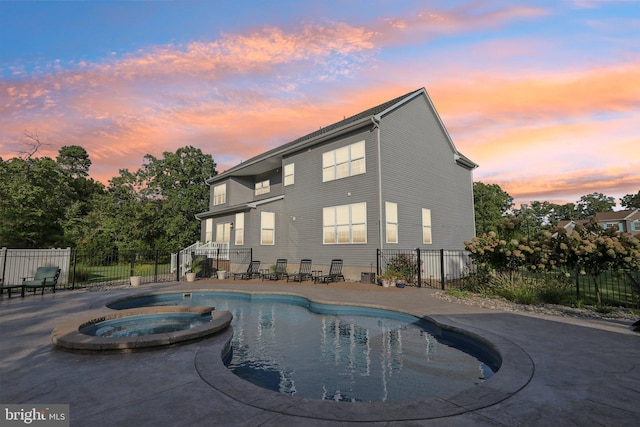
[[322, 141, 366, 183], [284, 163, 294, 186], [216, 222, 231, 243], [235, 213, 244, 246], [323, 202, 367, 244], [422, 208, 432, 245], [255, 179, 270, 196], [261, 211, 275, 245], [213, 183, 226, 206], [205, 218, 213, 242], [385, 201, 398, 244]]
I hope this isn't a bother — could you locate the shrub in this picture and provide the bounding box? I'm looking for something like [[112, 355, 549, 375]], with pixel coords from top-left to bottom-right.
[[387, 254, 418, 283], [491, 272, 539, 305], [134, 264, 154, 276]]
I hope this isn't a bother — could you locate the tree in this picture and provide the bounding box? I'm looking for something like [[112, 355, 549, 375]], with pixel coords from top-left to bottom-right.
[[527, 201, 555, 227], [473, 182, 514, 236], [576, 192, 615, 219], [137, 146, 217, 251], [78, 146, 217, 253], [621, 191, 640, 209], [551, 202, 578, 221], [564, 220, 640, 304], [0, 156, 72, 247], [56, 145, 91, 178]]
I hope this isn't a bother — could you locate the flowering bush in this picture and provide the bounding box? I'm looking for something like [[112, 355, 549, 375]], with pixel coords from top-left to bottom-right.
[[387, 254, 418, 283], [464, 231, 535, 273], [465, 217, 640, 305]]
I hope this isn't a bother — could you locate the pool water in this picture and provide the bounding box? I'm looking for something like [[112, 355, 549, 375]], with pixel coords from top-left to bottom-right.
[[80, 313, 212, 338], [109, 292, 499, 402]]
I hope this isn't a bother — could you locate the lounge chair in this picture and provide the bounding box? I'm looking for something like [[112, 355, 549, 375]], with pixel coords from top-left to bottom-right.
[[263, 259, 288, 281], [22, 266, 61, 295], [233, 261, 261, 280], [315, 259, 345, 284], [286, 259, 313, 282], [0, 279, 25, 298]]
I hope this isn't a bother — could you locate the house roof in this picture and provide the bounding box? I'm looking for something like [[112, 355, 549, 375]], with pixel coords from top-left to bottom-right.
[[556, 210, 639, 231], [207, 87, 476, 183], [595, 210, 639, 221]]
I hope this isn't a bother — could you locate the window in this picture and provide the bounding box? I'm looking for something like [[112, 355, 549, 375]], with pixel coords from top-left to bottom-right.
[[284, 163, 294, 186], [255, 180, 270, 196], [213, 184, 226, 206], [632, 221, 640, 231], [216, 223, 231, 243], [235, 213, 244, 245], [322, 141, 365, 182], [604, 222, 620, 231], [385, 202, 398, 244], [205, 219, 213, 242], [323, 203, 367, 244], [261, 212, 275, 245], [422, 208, 432, 244]]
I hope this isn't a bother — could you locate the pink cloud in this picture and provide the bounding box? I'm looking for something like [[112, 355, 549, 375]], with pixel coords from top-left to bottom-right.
[[1, 3, 637, 210], [365, 3, 548, 49]]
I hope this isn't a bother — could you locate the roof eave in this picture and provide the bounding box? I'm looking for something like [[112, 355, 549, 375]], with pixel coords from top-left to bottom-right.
[[206, 116, 374, 183]]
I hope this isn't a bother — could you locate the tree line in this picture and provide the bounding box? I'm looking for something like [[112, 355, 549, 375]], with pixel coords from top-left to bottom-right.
[[0, 142, 216, 253], [473, 182, 640, 237], [1, 143, 638, 253]]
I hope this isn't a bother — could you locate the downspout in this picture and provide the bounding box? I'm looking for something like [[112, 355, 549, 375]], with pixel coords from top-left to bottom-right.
[[372, 116, 383, 251]]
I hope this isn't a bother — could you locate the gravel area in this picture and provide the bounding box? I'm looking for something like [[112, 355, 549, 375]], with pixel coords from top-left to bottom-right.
[[434, 291, 638, 322]]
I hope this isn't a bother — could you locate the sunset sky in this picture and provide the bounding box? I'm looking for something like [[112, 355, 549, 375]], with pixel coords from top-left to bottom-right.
[[1, 0, 638, 207]]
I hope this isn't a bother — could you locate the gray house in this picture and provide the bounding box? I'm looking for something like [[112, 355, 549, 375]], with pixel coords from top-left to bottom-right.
[[195, 88, 477, 280]]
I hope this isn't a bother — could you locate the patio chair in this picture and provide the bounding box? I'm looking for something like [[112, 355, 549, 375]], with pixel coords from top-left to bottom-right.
[[263, 259, 288, 281], [22, 266, 61, 296], [316, 259, 345, 284], [233, 261, 261, 280], [286, 259, 313, 282], [0, 279, 26, 298]]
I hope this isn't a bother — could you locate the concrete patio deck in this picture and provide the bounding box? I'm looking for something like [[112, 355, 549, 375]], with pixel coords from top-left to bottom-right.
[[1, 279, 638, 426]]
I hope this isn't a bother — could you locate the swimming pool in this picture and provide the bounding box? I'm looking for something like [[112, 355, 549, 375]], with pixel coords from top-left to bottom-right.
[[108, 292, 500, 402]]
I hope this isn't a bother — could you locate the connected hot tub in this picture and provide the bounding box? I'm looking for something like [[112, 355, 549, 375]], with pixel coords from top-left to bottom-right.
[[52, 306, 232, 353]]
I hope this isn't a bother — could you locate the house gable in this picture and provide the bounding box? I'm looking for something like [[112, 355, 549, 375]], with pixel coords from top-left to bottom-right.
[[196, 88, 478, 273]]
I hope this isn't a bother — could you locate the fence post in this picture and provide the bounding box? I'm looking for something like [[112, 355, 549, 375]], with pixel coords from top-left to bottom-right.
[[70, 248, 77, 290], [1, 247, 8, 284], [575, 265, 580, 300], [154, 250, 159, 283], [416, 248, 421, 288], [376, 249, 380, 277], [130, 251, 136, 277], [440, 249, 445, 290], [176, 252, 181, 282]]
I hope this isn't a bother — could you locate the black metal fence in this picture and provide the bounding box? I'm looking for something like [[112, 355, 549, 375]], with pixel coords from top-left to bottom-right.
[[377, 248, 640, 308], [377, 249, 471, 289], [0, 247, 254, 292]]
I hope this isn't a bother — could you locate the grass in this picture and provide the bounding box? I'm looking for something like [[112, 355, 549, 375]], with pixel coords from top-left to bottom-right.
[[454, 268, 639, 309], [71, 263, 172, 284]]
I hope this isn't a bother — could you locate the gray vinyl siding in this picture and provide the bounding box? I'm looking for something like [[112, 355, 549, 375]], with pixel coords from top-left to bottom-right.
[[243, 199, 286, 263], [278, 126, 381, 267], [378, 94, 474, 250], [227, 177, 253, 207], [198, 89, 475, 270]]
